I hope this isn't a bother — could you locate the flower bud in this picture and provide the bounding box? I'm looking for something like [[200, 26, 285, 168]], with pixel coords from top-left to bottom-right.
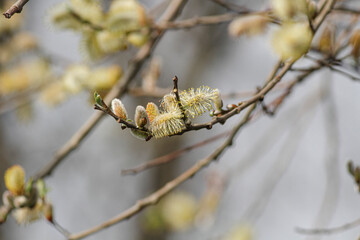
[[4, 165, 25, 196], [13, 196, 27, 208], [94, 92, 103, 106], [135, 105, 149, 128], [212, 89, 223, 113], [127, 31, 149, 47], [146, 102, 160, 123], [307, 0, 317, 19], [318, 26, 333, 53], [350, 29, 360, 60], [43, 203, 53, 222], [36, 179, 47, 199], [111, 98, 128, 121]]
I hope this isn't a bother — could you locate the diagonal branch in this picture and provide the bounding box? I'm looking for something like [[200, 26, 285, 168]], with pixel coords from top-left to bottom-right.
[[296, 217, 360, 235], [3, 0, 29, 18], [121, 131, 231, 175]]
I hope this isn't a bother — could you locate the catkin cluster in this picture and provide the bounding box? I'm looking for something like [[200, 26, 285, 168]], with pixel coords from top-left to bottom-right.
[[109, 86, 223, 139], [48, 0, 150, 60]]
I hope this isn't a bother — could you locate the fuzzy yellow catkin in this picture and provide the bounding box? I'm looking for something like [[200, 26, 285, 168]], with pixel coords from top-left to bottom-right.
[[48, 2, 83, 30], [40, 81, 67, 106], [106, 0, 148, 33], [69, 0, 104, 25], [161, 192, 197, 231], [62, 64, 90, 94], [84, 65, 122, 90], [80, 30, 104, 60], [228, 15, 268, 37], [271, 22, 313, 60], [271, 0, 308, 20], [147, 93, 184, 138], [96, 30, 128, 54], [127, 31, 149, 47], [222, 224, 253, 240], [179, 86, 220, 118], [149, 111, 184, 138], [4, 165, 25, 196]]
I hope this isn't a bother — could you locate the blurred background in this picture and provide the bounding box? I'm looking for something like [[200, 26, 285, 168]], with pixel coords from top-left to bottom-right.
[[1, 0, 360, 239]]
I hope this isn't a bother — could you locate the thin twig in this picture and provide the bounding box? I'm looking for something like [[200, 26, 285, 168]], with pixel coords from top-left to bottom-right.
[[210, 0, 250, 13], [3, 0, 29, 18], [306, 55, 360, 81], [121, 131, 231, 175], [306, 74, 340, 239], [157, 13, 238, 30], [156, 12, 269, 30], [333, 7, 360, 15], [296, 217, 360, 235], [243, 91, 319, 223], [32, 0, 189, 181], [67, 104, 256, 240], [51, 219, 71, 238]]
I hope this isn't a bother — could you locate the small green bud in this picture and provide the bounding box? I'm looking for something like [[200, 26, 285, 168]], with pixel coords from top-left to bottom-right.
[[24, 178, 33, 196], [94, 92, 103, 106], [36, 179, 48, 199]]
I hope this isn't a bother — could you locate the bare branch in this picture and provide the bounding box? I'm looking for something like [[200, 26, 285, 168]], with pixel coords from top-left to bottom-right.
[[333, 7, 360, 15], [157, 13, 239, 30], [296, 217, 360, 235], [3, 0, 29, 18], [156, 12, 271, 30], [210, 0, 250, 13], [121, 131, 231, 175]]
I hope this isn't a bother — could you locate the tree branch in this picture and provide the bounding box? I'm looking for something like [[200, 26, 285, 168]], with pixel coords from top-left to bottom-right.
[[121, 131, 231, 175], [296, 217, 360, 235], [156, 11, 271, 30], [210, 0, 250, 13], [3, 0, 29, 18]]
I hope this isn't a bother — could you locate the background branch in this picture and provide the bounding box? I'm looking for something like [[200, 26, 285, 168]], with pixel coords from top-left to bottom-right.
[[3, 0, 29, 18]]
